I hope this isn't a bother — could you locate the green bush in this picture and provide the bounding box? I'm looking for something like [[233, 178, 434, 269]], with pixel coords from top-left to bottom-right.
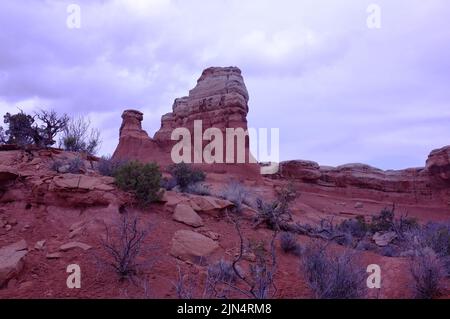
[[168, 162, 206, 192], [114, 161, 163, 205], [369, 207, 395, 233]]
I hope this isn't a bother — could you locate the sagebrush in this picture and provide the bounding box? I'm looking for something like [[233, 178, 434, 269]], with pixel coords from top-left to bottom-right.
[[114, 161, 163, 205]]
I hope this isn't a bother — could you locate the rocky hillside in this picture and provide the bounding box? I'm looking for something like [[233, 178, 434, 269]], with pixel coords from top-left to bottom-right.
[[0, 67, 449, 299]]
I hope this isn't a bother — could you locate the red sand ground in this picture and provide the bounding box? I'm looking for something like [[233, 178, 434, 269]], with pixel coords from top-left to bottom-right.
[[0, 154, 449, 299]]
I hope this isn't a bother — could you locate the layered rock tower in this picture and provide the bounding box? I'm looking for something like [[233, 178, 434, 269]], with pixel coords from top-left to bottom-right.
[[113, 67, 260, 178]]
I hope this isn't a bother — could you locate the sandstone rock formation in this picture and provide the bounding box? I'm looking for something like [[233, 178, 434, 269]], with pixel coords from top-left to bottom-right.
[[173, 204, 204, 228], [426, 146, 450, 185], [113, 67, 260, 178], [0, 240, 28, 287], [170, 230, 220, 264], [277, 147, 450, 205], [154, 66, 249, 143]]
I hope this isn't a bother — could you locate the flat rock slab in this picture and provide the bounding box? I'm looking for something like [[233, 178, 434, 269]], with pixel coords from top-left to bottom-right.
[[173, 204, 204, 228], [59, 242, 92, 252], [170, 230, 219, 264], [52, 174, 115, 191], [0, 240, 28, 287], [188, 195, 234, 213]]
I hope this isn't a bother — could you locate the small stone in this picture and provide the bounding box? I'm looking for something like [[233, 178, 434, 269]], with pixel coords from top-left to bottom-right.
[[34, 240, 46, 250], [46, 252, 62, 259], [354, 202, 364, 209], [69, 227, 84, 239]]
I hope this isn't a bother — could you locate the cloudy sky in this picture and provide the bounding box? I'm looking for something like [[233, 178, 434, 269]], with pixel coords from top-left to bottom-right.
[[1, 0, 449, 169]]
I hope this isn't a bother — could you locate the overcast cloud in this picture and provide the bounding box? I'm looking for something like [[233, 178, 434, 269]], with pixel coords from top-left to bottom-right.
[[0, 0, 449, 169]]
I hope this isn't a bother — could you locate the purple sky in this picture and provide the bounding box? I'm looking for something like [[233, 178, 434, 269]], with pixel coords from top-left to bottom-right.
[[1, 0, 449, 169]]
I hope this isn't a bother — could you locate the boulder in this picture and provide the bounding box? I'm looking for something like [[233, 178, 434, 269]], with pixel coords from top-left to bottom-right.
[[170, 230, 219, 263], [173, 204, 204, 227], [0, 240, 28, 287], [188, 195, 234, 213]]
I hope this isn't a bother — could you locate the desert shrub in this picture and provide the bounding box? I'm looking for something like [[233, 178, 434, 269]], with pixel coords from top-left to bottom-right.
[[301, 244, 366, 299], [114, 161, 163, 205], [208, 260, 237, 283], [50, 160, 64, 172], [419, 222, 450, 258], [333, 209, 418, 252], [369, 207, 395, 233], [101, 214, 150, 280], [245, 239, 278, 299], [380, 245, 399, 257], [253, 185, 296, 230], [219, 180, 250, 213], [368, 206, 418, 236], [254, 199, 288, 230], [50, 157, 85, 174], [168, 162, 206, 192], [59, 116, 101, 155], [160, 177, 178, 191], [97, 155, 128, 177], [355, 239, 378, 252], [185, 182, 211, 196], [393, 215, 419, 236], [279, 232, 300, 254], [2, 110, 69, 148], [68, 157, 85, 173], [337, 216, 368, 239], [410, 248, 445, 299], [173, 266, 196, 299], [403, 221, 450, 275]]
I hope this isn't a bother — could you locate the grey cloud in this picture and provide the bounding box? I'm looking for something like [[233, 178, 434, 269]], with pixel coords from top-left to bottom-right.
[[0, 0, 449, 169]]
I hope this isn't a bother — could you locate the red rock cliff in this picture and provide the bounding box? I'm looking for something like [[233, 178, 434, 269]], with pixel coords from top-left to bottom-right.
[[113, 67, 260, 178]]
